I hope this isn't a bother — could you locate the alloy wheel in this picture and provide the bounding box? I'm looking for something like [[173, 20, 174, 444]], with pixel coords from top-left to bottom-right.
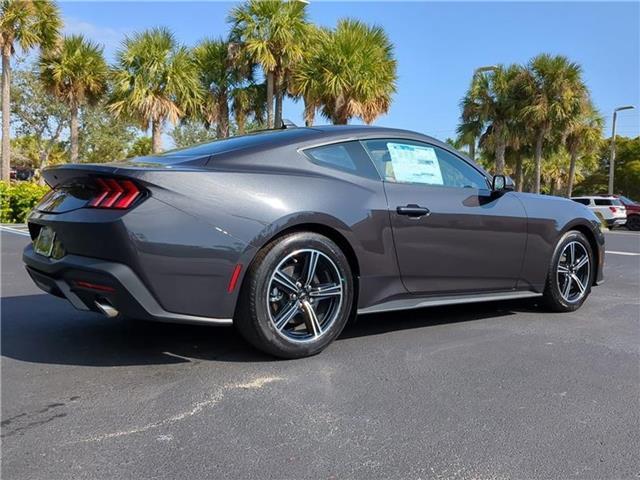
[[556, 241, 590, 303], [266, 249, 344, 343]]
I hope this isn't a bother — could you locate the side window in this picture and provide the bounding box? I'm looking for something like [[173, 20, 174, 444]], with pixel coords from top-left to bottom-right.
[[594, 199, 616, 206], [304, 141, 380, 180], [572, 198, 591, 206], [361, 139, 487, 189]]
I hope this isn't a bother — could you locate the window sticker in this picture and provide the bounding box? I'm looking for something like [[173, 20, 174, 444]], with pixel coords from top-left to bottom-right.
[[387, 143, 443, 185]]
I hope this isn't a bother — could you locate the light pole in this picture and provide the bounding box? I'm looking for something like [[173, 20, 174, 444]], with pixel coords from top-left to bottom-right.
[[473, 65, 498, 76], [608, 105, 635, 194]]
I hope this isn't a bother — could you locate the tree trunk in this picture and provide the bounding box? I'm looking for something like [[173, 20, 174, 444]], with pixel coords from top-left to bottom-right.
[[332, 95, 348, 125], [468, 140, 475, 161], [274, 75, 283, 129], [566, 145, 578, 197], [1, 48, 11, 182], [555, 176, 563, 196], [70, 104, 79, 163], [303, 96, 315, 127], [515, 154, 524, 192], [266, 71, 274, 129], [36, 150, 49, 186], [151, 120, 162, 154], [236, 111, 246, 135], [216, 92, 229, 139], [495, 139, 506, 175], [534, 130, 544, 194]]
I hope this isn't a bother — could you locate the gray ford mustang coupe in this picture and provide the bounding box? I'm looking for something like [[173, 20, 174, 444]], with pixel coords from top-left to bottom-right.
[[23, 125, 605, 358]]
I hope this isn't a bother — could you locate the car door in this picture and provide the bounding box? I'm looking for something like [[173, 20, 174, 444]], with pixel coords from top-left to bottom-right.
[[362, 138, 527, 295]]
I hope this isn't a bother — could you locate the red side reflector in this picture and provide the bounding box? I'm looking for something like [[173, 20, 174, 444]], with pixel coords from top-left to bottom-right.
[[74, 280, 115, 293], [227, 264, 242, 293]]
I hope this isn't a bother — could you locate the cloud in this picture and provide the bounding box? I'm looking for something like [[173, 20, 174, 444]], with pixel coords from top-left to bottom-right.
[[62, 17, 129, 60]]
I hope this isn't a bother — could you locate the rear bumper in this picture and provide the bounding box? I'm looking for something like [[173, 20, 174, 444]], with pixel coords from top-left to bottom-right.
[[23, 245, 233, 326], [606, 218, 627, 227]]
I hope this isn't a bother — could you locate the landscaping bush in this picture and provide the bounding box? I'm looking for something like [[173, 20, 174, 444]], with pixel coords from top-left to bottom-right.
[[0, 181, 51, 223]]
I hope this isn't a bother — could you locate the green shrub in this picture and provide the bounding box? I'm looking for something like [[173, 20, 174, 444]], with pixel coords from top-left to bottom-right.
[[0, 181, 51, 223]]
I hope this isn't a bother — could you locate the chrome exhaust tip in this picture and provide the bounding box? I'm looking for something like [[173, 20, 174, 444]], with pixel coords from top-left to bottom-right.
[[95, 299, 119, 318]]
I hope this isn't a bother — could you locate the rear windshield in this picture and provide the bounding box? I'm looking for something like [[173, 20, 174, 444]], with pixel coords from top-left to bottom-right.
[[572, 198, 590, 205], [157, 129, 316, 161], [594, 199, 622, 206]]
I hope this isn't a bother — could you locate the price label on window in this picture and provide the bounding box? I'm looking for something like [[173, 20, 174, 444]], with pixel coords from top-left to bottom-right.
[[387, 143, 443, 185]]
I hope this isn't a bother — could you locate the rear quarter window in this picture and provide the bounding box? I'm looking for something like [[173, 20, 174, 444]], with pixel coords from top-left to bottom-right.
[[304, 141, 380, 180]]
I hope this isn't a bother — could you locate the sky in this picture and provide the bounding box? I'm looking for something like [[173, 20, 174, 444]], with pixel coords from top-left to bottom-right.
[[58, 1, 640, 140]]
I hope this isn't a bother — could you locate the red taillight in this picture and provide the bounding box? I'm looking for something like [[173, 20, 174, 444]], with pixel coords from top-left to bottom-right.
[[74, 280, 115, 293], [89, 178, 142, 209], [609, 206, 618, 213]]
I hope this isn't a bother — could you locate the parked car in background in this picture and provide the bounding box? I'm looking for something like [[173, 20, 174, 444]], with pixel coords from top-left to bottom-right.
[[599, 195, 640, 231], [571, 196, 627, 229]]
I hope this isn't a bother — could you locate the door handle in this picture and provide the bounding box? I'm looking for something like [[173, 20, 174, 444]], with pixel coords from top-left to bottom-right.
[[396, 204, 430, 218]]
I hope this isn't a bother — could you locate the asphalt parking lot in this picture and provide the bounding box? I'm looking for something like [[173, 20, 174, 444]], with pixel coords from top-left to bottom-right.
[[1, 228, 639, 480]]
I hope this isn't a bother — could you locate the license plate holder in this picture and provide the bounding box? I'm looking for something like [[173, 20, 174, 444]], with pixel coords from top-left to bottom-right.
[[34, 226, 56, 258]]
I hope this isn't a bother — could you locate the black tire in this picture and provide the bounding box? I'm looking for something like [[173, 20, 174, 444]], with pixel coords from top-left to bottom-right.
[[542, 230, 594, 312], [235, 232, 354, 359], [626, 215, 640, 231]]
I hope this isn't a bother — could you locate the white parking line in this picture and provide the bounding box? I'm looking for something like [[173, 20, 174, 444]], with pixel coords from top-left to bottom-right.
[[0, 226, 30, 237], [606, 250, 640, 256]]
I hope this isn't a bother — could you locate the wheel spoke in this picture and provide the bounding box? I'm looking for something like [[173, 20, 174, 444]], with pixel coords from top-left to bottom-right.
[[574, 255, 589, 271], [274, 301, 300, 331], [304, 251, 319, 287], [300, 300, 322, 338], [309, 283, 342, 299], [562, 275, 573, 299], [273, 269, 299, 293], [569, 242, 576, 264], [571, 273, 586, 295], [557, 264, 570, 275]]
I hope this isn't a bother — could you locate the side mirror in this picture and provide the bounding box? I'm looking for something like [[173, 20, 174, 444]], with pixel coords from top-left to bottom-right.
[[492, 174, 515, 192]]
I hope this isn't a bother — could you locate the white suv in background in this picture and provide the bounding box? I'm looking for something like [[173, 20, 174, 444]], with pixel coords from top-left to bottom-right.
[[571, 196, 627, 228]]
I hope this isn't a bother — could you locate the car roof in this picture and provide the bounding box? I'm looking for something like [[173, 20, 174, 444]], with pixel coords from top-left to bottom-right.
[[159, 125, 451, 157], [572, 196, 618, 199], [151, 124, 455, 163], [306, 124, 445, 145]]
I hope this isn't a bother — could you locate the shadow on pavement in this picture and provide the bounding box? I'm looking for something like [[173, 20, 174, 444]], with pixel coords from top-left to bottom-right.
[[1, 293, 533, 367]]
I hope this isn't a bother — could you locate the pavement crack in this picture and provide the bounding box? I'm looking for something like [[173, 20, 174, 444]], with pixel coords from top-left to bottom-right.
[[72, 375, 283, 443]]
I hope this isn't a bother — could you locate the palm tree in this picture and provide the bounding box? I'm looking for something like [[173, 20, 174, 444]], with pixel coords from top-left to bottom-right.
[[288, 24, 328, 126], [521, 54, 586, 193], [1, 0, 61, 180], [109, 27, 202, 154], [229, 0, 308, 128], [462, 65, 526, 175], [39, 35, 108, 163], [193, 38, 256, 139], [292, 19, 396, 125], [508, 126, 532, 192], [456, 109, 483, 161], [231, 82, 266, 134], [564, 102, 603, 197]]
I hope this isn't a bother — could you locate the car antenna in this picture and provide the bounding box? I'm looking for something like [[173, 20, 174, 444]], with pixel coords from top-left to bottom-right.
[[281, 119, 297, 129]]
